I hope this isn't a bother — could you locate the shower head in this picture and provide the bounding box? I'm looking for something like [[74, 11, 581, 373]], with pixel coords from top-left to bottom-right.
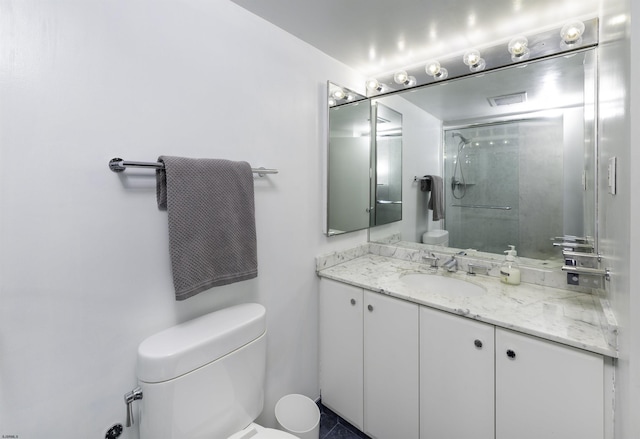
[[452, 132, 472, 144]]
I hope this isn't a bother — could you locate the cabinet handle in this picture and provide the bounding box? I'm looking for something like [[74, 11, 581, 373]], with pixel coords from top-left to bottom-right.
[[350, 298, 356, 305], [367, 304, 374, 312], [506, 349, 516, 359], [474, 339, 483, 348]]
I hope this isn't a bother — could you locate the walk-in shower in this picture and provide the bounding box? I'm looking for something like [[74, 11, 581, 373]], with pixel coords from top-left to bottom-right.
[[444, 117, 570, 259]]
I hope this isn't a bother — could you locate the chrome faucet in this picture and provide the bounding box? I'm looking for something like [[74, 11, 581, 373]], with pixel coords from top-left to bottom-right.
[[442, 251, 466, 272], [442, 257, 458, 272]]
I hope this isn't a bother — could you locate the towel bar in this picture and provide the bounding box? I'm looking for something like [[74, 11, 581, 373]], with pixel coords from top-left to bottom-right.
[[451, 204, 511, 210], [109, 158, 278, 177]]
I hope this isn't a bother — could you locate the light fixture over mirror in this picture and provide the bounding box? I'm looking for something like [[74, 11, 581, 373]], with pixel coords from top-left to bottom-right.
[[363, 18, 597, 98]]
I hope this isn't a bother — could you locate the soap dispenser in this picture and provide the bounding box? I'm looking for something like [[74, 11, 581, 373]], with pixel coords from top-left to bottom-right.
[[500, 245, 521, 285]]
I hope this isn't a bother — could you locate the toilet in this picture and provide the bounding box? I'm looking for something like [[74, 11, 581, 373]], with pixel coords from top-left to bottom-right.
[[135, 303, 298, 439], [422, 229, 449, 246]]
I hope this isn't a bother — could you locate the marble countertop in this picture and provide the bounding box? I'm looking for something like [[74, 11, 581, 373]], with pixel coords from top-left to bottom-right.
[[317, 253, 618, 358]]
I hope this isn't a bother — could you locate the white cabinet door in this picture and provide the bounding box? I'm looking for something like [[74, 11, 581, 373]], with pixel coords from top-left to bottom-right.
[[496, 328, 604, 439], [419, 306, 495, 439], [319, 279, 364, 430], [364, 291, 419, 439]]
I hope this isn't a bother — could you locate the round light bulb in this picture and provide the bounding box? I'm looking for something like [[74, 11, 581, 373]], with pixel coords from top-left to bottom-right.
[[332, 89, 346, 100], [366, 78, 382, 92], [393, 70, 409, 84], [463, 49, 486, 72], [508, 36, 530, 62], [425, 60, 441, 76], [328, 97, 336, 106], [406, 76, 417, 87], [560, 21, 585, 44], [463, 50, 481, 66]]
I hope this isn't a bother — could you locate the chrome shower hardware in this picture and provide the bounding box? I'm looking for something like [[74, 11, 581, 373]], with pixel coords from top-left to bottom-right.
[[124, 386, 143, 427]]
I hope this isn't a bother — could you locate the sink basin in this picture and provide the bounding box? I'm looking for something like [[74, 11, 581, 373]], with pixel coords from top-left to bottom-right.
[[400, 273, 486, 298]]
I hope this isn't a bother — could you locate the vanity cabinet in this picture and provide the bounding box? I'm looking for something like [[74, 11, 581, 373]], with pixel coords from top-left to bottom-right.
[[420, 306, 495, 439], [321, 278, 605, 439], [319, 278, 419, 439], [420, 306, 604, 439], [319, 279, 364, 430], [495, 328, 604, 439]]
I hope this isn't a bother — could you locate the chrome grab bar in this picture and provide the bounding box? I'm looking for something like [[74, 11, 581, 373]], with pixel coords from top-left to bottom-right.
[[376, 200, 402, 204], [451, 204, 511, 210]]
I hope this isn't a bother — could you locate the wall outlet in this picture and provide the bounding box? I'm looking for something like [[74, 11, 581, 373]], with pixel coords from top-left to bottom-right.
[[567, 273, 580, 285]]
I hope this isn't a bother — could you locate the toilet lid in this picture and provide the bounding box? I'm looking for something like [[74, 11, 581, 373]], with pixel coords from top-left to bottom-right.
[[227, 423, 298, 439]]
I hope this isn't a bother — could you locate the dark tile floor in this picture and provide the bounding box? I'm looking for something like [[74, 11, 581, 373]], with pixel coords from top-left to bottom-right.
[[318, 401, 371, 439]]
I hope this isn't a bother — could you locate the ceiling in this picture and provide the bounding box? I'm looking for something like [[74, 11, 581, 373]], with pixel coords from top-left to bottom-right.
[[230, 0, 599, 76]]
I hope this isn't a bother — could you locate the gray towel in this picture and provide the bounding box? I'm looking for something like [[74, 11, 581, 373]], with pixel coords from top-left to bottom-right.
[[425, 175, 445, 221], [156, 156, 257, 300]]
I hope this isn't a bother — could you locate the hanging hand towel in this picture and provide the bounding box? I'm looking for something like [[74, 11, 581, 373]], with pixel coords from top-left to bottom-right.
[[156, 156, 257, 300], [425, 175, 445, 221]]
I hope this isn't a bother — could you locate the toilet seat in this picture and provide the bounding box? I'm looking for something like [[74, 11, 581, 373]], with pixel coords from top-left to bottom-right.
[[227, 423, 298, 439]]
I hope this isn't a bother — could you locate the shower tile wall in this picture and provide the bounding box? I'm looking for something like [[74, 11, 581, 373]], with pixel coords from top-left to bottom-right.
[[444, 117, 564, 259]]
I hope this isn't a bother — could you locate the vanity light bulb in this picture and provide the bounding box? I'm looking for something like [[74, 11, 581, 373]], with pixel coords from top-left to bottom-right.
[[366, 78, 383, 93], [425, 60, 441, 76], [508, 36, 530, 62], [463, 49, 486, 72], [393, 71, 417, 87], [328, 97, 336, 107], [560, 21, 585, 44], [425, 61, 448, 80], [394, 70, 409, 84], [332, 89, 346, 100]]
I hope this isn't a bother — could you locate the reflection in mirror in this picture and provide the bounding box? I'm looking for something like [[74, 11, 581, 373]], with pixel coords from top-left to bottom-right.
[[327, 92, 370, 236], [372, 103, 402, 226], [327, 84, 404, 236], [369, 49, 597, 264]]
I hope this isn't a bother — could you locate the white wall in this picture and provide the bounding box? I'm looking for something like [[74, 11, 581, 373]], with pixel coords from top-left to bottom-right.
[[0, 1, 367, 438], [598, 0, 640, 437]]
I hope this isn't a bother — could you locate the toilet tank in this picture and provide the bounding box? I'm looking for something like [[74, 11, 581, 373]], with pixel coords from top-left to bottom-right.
[[137, 303, 267, 439]]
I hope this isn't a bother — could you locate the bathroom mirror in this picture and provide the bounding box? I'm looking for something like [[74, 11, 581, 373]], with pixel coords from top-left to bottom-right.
[[368, 49, 597, 262], [370, 103, 403, 227], [327, 83, 403, 235]]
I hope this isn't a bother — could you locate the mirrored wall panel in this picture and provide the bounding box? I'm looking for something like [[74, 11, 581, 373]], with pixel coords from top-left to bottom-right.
[[327, 83, 404, 236], [367, 49, 597, 263]]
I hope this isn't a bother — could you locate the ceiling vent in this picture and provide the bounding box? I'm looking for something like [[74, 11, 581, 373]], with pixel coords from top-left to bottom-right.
[[487, 92, 527, 107]]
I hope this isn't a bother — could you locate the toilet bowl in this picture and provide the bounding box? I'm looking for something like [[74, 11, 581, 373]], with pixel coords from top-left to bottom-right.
[[422, 229, 449, 246], [135, 303, 298, 439]]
